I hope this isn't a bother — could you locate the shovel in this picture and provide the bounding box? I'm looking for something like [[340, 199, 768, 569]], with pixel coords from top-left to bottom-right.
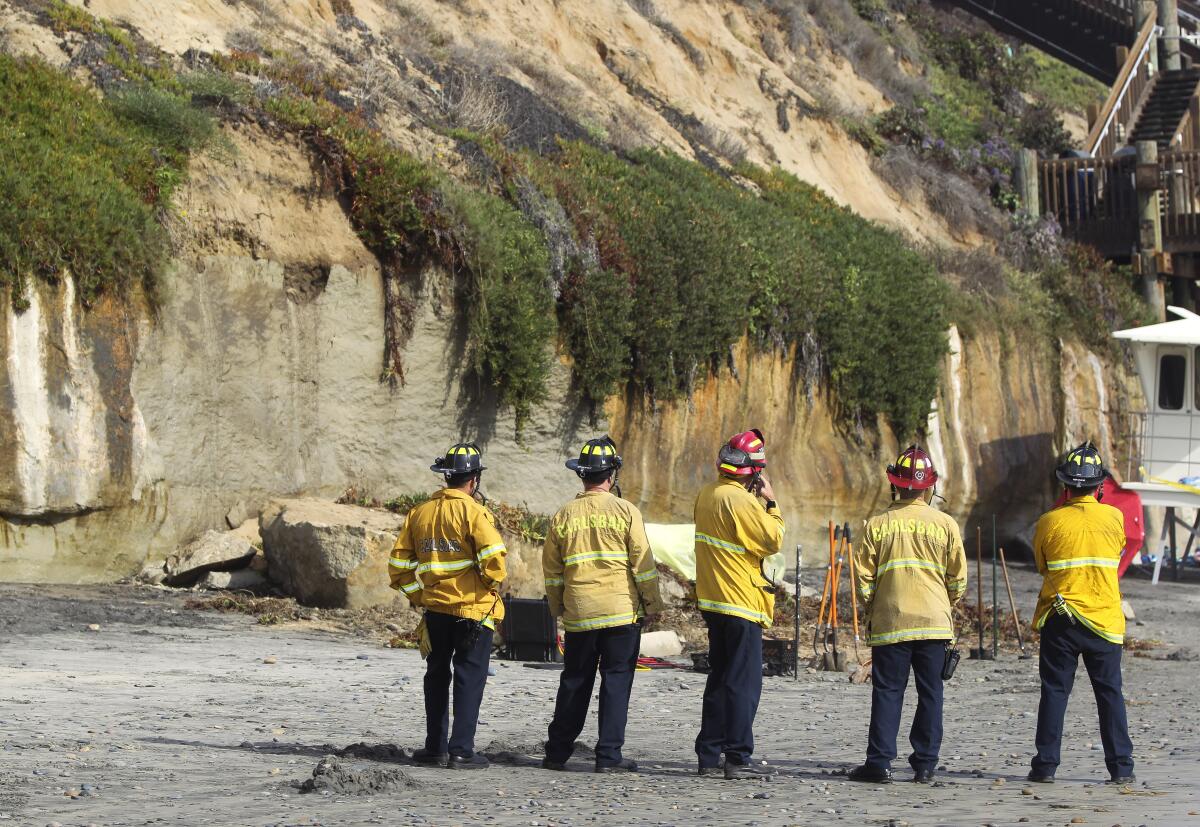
[[821, 522, 849, 672]]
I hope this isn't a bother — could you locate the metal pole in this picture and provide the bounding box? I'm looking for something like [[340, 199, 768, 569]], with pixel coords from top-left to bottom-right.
[[794, 543, 801, 681], [976, 525, 984, 655], [992, 515, 999, 659]]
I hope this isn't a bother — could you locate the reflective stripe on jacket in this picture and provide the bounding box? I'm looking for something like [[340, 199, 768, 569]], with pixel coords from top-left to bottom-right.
[[1032, 495, 1125, 644], [693, 478, 784, 628], [388, 488, 507, 626], [855, 499, 967, 646], [543, 491, 665, 632]]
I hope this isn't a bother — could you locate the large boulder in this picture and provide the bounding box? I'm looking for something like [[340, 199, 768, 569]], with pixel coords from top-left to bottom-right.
[[259, 498, 403, 609], [164, 530, 257, 586]]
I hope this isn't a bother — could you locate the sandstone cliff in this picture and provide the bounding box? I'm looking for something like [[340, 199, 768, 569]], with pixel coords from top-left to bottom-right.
[[0, 0, 1146, 581]]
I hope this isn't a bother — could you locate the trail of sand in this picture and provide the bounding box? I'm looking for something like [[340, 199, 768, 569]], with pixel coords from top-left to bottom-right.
[[0, 566, 1197, 826]]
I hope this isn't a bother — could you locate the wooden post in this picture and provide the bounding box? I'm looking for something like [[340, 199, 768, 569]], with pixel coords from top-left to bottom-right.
[[1087, 101, 1100, 131], [1137, 140, 1167, 320], [1161, 0, 1182, 72], [1139, 1, 1160, 71], [1191, 96, 1200, 147], [1013, 148, 1040, 219]]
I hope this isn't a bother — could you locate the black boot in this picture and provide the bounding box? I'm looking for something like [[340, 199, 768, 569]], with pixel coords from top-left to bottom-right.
[[596, 758, 638, 774], [848, 764, 892, 784], [411, 748, 448, 767]]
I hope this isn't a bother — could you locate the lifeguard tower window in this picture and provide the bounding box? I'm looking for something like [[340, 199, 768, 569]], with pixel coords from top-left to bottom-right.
[[1159, 353, 1187, 410]]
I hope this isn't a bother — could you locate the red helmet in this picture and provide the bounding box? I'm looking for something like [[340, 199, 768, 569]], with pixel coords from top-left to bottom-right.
[[718, 429, 767, 477], [887, 444, 938, 490]]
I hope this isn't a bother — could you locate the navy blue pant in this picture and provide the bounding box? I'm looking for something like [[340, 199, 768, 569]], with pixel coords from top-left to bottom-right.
[[866, 639, 945, 772], [695, 611, 763, 768], [423, 610, 493, 757], [1033, 614, 1134, 778], [545, 623, 641, 766]]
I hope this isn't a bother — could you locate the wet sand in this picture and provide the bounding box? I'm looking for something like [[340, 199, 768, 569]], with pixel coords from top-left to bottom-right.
[[1, 563, 1198, 827]]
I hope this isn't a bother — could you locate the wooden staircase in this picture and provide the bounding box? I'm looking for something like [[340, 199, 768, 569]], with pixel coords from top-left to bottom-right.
[[1131, 68, 1200, 148], [946, 0, 1137, 82]]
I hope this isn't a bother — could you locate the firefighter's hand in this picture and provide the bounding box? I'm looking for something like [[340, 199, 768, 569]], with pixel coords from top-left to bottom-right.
[[756, 474, 776, 502]]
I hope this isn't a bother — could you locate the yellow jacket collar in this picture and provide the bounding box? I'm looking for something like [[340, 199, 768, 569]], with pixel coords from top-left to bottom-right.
[[576, 489, 610, 499], [436, 487, 474, 501], [1065, 494, 1098, 505], [888, 498, 929, 510]]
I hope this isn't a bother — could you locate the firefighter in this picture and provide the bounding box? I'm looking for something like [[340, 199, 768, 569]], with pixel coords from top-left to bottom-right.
[[1027, 442, 1134, 785], [541, 436, 666, 773], [849, 445, 967, 784], [388, 442, 507, 770], [693, 429, 784, 780]]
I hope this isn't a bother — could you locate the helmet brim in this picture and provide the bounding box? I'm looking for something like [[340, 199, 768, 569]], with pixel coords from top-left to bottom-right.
[[1055, 468, 1103, 488], [565, 459, 581, 472], [431, 464, 486, 474], [887, 469, 937, 490]]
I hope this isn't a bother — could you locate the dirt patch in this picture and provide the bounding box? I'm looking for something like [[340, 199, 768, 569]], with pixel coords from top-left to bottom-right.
[[480, 738, 595, 765], [338, 742, 409, 762], [295, 756, 417, 795]]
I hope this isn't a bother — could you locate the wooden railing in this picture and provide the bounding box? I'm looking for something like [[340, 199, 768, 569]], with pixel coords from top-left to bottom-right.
[[1160, 150, 1200, 246], [1040, 150, 1200, 254], [1039, 154, 1139, 255], [1172, 91, 1200, 149], [1086, 15, 1160, 156]]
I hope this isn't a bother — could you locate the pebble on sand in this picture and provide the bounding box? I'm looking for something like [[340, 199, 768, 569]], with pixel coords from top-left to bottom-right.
[[264, 656, 278, 664], [86, 624, 100, 632]]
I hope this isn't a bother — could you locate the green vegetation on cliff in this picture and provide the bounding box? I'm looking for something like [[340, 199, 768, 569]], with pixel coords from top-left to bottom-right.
[[0, 52, 219, 307], [2, 1, 1147, 441]]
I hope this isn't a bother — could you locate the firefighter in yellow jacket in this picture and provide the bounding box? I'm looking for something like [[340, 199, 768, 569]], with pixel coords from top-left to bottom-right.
[[1027, 442, 1134, 785], [541, 436, 665, 773], [693, 429, 784, 780], [850, 445, 967, 784], [389, 442, 506, 770]]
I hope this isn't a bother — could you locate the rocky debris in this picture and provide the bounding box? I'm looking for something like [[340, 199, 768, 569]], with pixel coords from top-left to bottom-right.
[[134, 560, 167, 586], [1164, 647, 1198, 662], [657, 570, 690, 607], [1122, 599, 1136, 620], [229, 517, 263, 548], [225, 500, 254, 530], [295, 756, 416, 795], [260, 498, 403, 609], [639, 630, 683, 657], [200, 569, 269, 591], [164, 531, 256, 587]]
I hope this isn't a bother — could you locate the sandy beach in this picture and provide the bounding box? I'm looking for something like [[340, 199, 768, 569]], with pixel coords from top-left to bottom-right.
[[2, 562, 1197, 827]]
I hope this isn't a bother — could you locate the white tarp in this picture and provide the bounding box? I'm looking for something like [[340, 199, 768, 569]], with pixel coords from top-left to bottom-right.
[[645, 523, 786, 584]]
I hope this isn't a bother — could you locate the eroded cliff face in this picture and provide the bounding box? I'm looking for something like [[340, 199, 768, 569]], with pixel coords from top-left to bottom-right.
[[0, 123, 1145, 581], [1, 126, 591, 581], [610, 325, 1142, 565]]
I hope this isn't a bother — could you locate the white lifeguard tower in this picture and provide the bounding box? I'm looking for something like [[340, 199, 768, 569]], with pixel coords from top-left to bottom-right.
[[1114, 306, 1200, 578]]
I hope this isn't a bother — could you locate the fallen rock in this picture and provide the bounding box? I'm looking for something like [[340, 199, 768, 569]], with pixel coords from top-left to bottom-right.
[[201, 569, 269, 591], [1121, 599, 1135, 620], [134, 561, 167, 586], [225, 499, 253, 530], [639, 630, 683, 658], [164, 531, 256, 587], [657, 569, 690, 607], [259, 498, 402, 609], [296, 756, 416, 795], [229, 517, 263, 548]]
